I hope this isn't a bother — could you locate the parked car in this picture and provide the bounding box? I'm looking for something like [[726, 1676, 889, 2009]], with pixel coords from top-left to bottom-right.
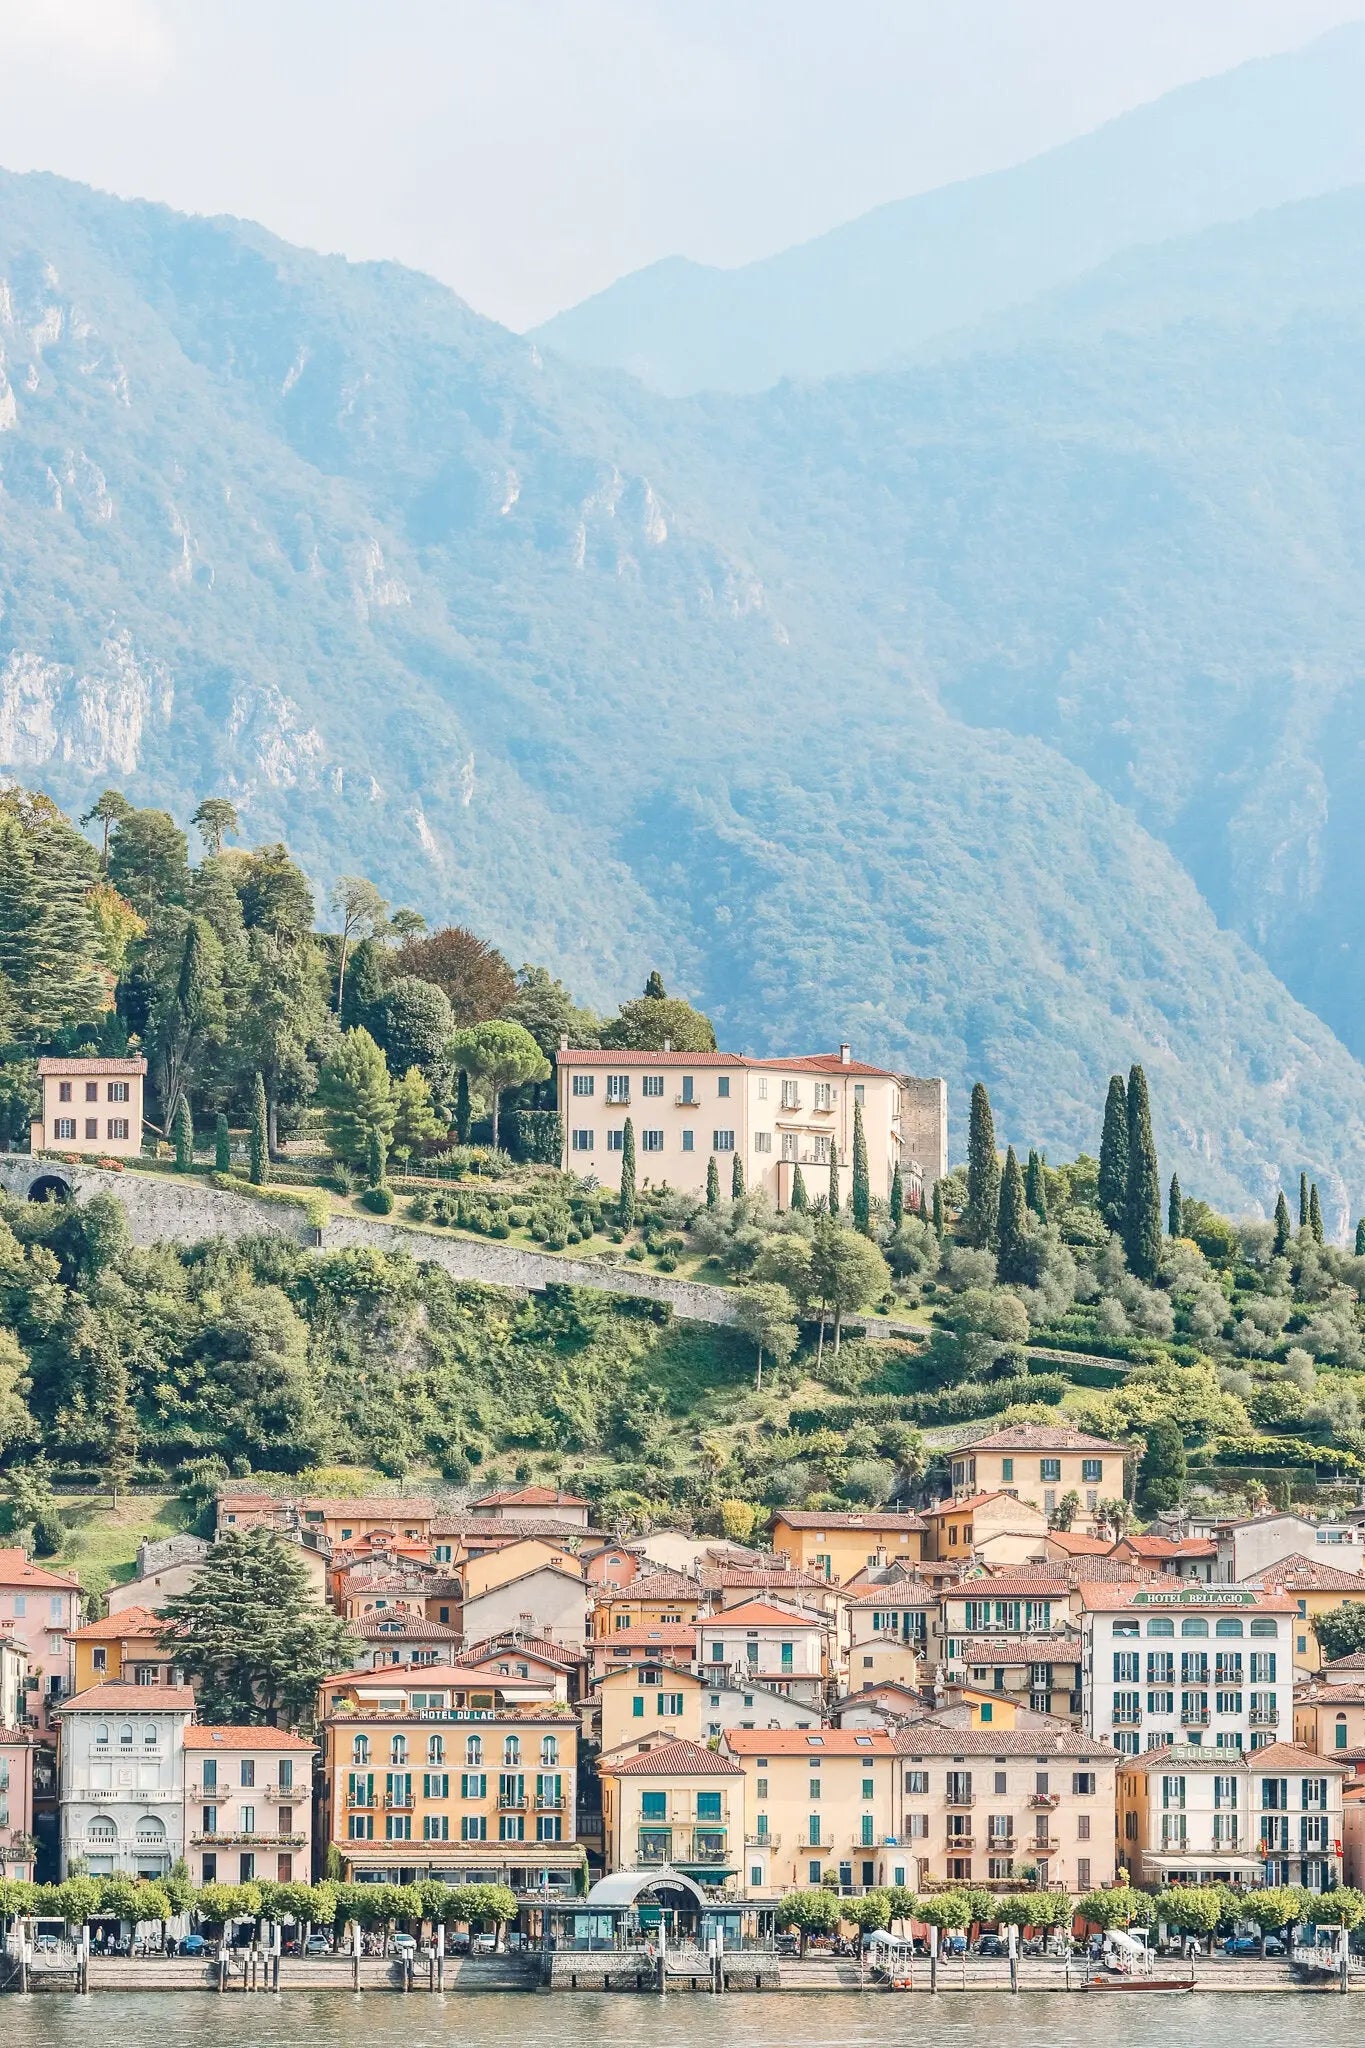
[[471, 1932, 497, 1953], [176, 1934, 207, 1957], [392, 1934, 418, 1957], [302, 1933, 333, 1956], [943, 1934, 968, 1956], [1224, 1935, 1285, 1957], [976, 1934, 1005, 1958]]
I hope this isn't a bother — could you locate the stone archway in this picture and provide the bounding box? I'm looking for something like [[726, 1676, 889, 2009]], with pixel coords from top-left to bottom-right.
[[26, 1172, 74, 1204]]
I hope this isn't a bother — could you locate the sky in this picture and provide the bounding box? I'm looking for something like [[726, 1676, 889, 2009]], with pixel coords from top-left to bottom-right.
[[2, 0, 1363, 330]]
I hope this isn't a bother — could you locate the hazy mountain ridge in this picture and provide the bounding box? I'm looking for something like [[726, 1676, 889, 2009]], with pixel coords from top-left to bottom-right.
[[2, 170, 1365, 1215]]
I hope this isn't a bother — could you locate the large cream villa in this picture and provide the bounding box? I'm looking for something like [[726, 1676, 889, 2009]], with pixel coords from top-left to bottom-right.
[[555, 1042, 927, 1207]]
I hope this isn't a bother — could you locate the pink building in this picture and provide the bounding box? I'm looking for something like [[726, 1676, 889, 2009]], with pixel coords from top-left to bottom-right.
[[0, 1549, 82, 1732], [0, 1631, 37, 1878], [183, 1726, 316, 1885]]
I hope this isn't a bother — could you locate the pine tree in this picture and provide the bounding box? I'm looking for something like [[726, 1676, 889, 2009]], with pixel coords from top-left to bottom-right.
[[214, 1112, 231, 1174], [731, 1150, 745, 1200], [828, 1143, 840, 1217], [172, 1096, 193, 1172], [92, 1345, 138, 1505], [1273, 1191, 1292, 1256], [790, 1164, 808, 1213], [706, 1155, 720, 1209], [618, 1117, 637, 1229], [1357, 1218, 1365, 1258], [965, 1082, 1000, 1248], [455, 1069, 471, 1144], [1025, 1148, 1047, 1223], [1300, 1173, 1310, 1230], [931, 1180, 945, 1237], [643, 971, 667, 999], [889, 1163, 904, 1228], [249, 1071, 269, 1185], [1098, 1074, 1129, 1236], [366, 1124, 387, 1189], [1167, 1172, 1182, 1239], [851, 1099, 871, 1235], [1123, 1063, 1162, 1281], [996, 1145, 1029, 1283], [1310, 1182, 1324, 1245]]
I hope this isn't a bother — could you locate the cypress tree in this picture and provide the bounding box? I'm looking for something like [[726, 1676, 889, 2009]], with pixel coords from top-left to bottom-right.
[[889, 1163, 904, 1228], [214, 1112, 231, 1175], [706, 1155, 720, 1210], [931, 1180, 945, 1237], [1300, 1173, 1310, 1230], [1356, 1218, 1365, 1258], [1273, 1191, 1291, 1256], [731, 1150, 745, 1200], [996, 1145, 1029, 1284], [790, 1164, 808, 1213], [367, 1124, 387, 1189], [618, 1117, 636, 1229], [828, 1143, 840, 1217], [1025, 1148, 1047, 1223], [249, 1072, 269, 1185], [851, 1099, 871, 1235], [1098, 1074, 1129, 1236], [172, 1096, 193, 1172], [643, 971, 667, 999], [965, 1082, 1000, 1247], [1123, 1063, 1161, 1281], [1167, 1172, 1182, 1239], [455, 1069, 471, 1144], [1310, 1182, 1324, 1245]]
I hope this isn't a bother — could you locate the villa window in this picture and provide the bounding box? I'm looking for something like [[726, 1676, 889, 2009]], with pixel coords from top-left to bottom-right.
[[713, 1129, 735, 1151], [572, 1074, 594, 1096]]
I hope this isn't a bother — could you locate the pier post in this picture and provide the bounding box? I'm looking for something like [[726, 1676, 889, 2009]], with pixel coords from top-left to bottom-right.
[[352, 1923, 361, 1991], [217, 1946, 226, 1993], [81, 1923, 91, 1994], [929, 1925, 938, 1994], [436, 1922, 445, 1992], [1008, 1922, 1019, 1993]]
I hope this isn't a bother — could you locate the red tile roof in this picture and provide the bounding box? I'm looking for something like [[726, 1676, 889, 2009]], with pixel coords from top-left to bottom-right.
[[471, 1486, 590, 1509], [1045, 1532, 1116, 1557], [0, 1548, 81, 1591], [592, 1625, 698, 1651], [944, 1573, 1070, 1599], [1248, 1553, 1365, 1592], [1117, 1535, 1218, 1560], [599, 1737, 743, 1777], [924, 1492, 1034, 1518], [956, 1425, 1127, 1453], [457, 1633, 582, 1669], [701, 1599, 825, 1629], [895, 1722, 1112, 1759], [184, 1726, 314, 1750], [350, 1615, 462, 1641], [598, 1568, 701, 1601], [37, 1056, 146, 1075], [555, 1049, 898, 1078], [772, 1511, 927, 1532], [956, 1636, 1083, 1665], [68, 1606, 167, 1641], [56, 1682, 194, 1711], [725, 1727, 894, 1755], [1124, 1739, 1346, 1773]]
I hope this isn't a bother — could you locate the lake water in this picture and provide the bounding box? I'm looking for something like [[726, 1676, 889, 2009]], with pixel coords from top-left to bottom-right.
[[0, 1992, 1357, 2048]]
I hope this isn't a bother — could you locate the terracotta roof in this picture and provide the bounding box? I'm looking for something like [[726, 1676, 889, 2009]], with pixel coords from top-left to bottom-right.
[[305, 1496, 438, 1518], [598, 1568, 700, 1601], [895, 1722, 1112, 1759], [745, 1054, 900, 1078], [925, 1492, 1040, 1519], [1117, 1535, 1218, 1560], [844, 1581, 939, 1607], [700, 1599, 826, 1630], [37, 1056, 146, 1075], [350, 1615, 462, 1641], [55, 1682, 194, 1711], [945, 1573, 1070, 1599], [184, 1726, 315, 1750], [771, 1511, 927, 1532], [957, 1636, 1083, 1665], [1248, 1554, 1365, 1592], [599, 1737, 743, 1777], [1324, 1651, 1365, 1675], [956, 1425, 1127, 1453], [430, 1515, 604, 1541], [557, 1049, 898, 1077], [0, 1548, 81, 1591], [700, 1565, 831, 1592], [457, 1633, 582, 1669], [1075, 1581, 1296, 1612], [1045, 1532, 1116, 1556], [592, 1625, 698, 1651], [1295, 1682, 1365, 1704], [67, 1606, 165, 1641], [725, 1727, 895, 1755], [471, 1486, 590, 1509]]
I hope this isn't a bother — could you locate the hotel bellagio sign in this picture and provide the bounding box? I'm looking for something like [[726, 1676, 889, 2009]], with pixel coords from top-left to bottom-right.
[[1129, 1589, 1259, 1606]]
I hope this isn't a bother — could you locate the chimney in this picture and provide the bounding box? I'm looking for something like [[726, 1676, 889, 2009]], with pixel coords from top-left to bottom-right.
[[559, 1034, 568, 1052], [663, 1038, 671, 1052], [839, 1043, 851, 1066]]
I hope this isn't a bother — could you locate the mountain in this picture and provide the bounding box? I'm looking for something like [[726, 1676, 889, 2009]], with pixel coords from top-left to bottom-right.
[[3, 169, 1365, 1218], [532, 22, 1365, 394]]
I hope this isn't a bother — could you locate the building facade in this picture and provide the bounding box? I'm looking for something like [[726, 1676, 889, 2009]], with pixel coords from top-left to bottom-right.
[[697, 1600, 829, 1707], [1081, 1583, 1295, 1757], [556, 1045, 907, 1208], [948, 1425, 1127, 1533], [67, 1607, 183, 1694], [54, 1681, 194, 1879], [183, 1726, 315, 1885], [597, 1737, 744, 1883], [32, 1055, 145, 1157], [770, 1511, 927, 1584], [0, 1549, 82, 1732], [1117, 1741, 1347, 1890], [722, 1726, 896, 1894]]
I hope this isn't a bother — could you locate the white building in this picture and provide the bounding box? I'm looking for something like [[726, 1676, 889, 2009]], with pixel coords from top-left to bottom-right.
[[697, 1599, 830, 1708], [1118, 1740, 1348, 1891], [1080, 1583, 1295, 1759], [54, 1681, 194, 1878]]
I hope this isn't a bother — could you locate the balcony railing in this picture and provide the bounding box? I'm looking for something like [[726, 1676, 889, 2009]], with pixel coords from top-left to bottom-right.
[[637, 1842, 672, 1864], [1028, 1793, 1060, 1809], [674, 1095, 699, 1108], [1113, 1710, 1142, 1727], [190, 1830, 306, 1847], [535, 1795, 566, 1811], [746, 1832, 780, 1848], [944, 1792, 976, 1808], [190, 1783, 296, 1799], [1251, 1709, 1280, 1727], [985, 1834, 1015, 1850], [944, 1835, 975, 1850], [498, 1794, 528, 1810], [1029, 1836, 1060, 1852], [1181, 1709, 1211, 1728]]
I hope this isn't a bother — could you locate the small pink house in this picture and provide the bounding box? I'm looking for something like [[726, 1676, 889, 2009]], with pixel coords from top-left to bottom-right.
[[0, 1631, 37, 1878], [0, 1550, 82, 1732], [183, 1726, 316, 1886]]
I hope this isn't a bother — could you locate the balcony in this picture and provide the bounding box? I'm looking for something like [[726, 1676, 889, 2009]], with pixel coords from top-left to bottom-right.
[[637, 1839, 673, 1865], [1028, 1793, 1060, 1809], [1029, 1836, 1060, 1853], [346, 1793, 376, 1809], [498, 1794, 529, 1810], [745, 1832, 781, 1848], [1250, 1709, 1280, 1728], [605, 1090, 631, 1108], [944, 1792, 976, 1809], [190, 1830, 306, 1848], [944, 1835, 975, 1850], [674, 1094, 699, 1109], [1181, 1709, 1211, 1728], [535, 1795, 566, 1811], [985, 1834, 1015, 1851], [190, 1783, 294, 1800], [383, 1792, 415, 1809], [1112, 1710, 1142, 1728]]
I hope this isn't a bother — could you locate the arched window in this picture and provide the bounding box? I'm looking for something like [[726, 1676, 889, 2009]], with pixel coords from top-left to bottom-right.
[[135, 1814, 166, 1843], [95, 1723, 110, 1746], [118, 1723, 134, 1746], [541, 1736, 558, 1767], [390, 1735, 408, 1765], [1146, 1619, 1175, 1637], [1250, 1619, 1278, 1637], [1215, 1618, 1244, 1637], [87, 1816, 117, 1840], [1180, 1619, 1208, 1638], [466, 1735, 482, 1767], [143, 1722, 159, 1744], [352, 1734, 370, 1764], [503, 1735, 521, 1767], [427, 1734, 444, 1765]]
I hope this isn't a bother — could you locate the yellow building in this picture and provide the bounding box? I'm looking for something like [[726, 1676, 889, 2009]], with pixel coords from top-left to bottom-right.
[[948, 1425, 1126, 1533], [921, 1491, 1049, 1564], [67, 1606, 181, 1694], [597, 1736, 744, 1882], [1295, 1678, 1365, 1757], [595, 1660, 703, 1754], [770, 1511, 926, 1584], [318, 1664, 582, 1889], [462, 1538, 584, 1601], [722, 1726, 897, 1895], [32, 1055, 145, 1156], [1247, 1555, 1365, 1672], [589, 1569, 703, 1639]]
